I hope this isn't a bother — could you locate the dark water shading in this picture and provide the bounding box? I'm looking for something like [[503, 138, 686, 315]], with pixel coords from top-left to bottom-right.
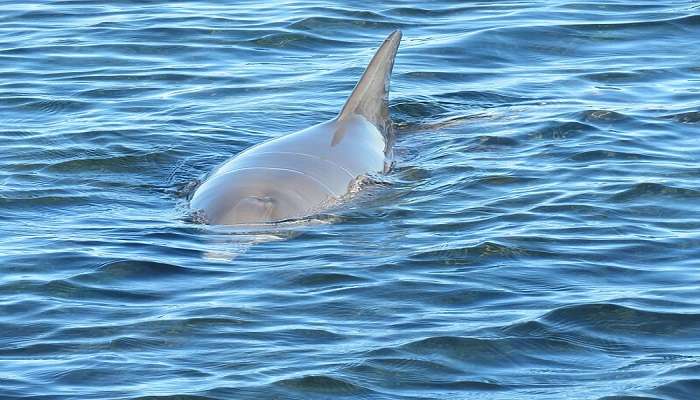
[[2, 1, 700, 399]]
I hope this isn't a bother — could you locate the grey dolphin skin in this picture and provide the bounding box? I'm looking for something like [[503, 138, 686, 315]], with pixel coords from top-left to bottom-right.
[[190, 30, 402, 225]]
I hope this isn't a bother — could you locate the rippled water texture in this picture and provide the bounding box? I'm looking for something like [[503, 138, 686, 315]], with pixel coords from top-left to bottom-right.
[[2, 1, 700, 399]]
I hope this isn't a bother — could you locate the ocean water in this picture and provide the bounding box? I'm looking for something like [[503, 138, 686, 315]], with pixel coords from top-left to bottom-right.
[[2, 1, 700, 399]]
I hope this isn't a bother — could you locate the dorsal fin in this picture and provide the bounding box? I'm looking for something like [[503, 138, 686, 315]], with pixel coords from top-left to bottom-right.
[[332, 30, 402, 145]]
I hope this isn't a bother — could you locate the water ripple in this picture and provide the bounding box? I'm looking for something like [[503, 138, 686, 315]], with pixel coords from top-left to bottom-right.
[[2, 1, 700, 399]]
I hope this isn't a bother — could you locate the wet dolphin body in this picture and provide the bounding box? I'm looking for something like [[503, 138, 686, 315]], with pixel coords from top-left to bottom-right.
[[190, 30, 402, 225]]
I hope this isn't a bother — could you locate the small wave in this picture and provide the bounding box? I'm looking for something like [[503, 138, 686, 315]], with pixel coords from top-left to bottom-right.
[[580, 71, 641, 84], [652, 378, 700, 400], [131, 396, 215, 400], [52, 316, 252, 344], [360, 356, 463, 375], [401, 71, 484, 83], [62, 259, 228, 296], [0, 96, 91, 115], [610, 182, 700, 202], [578, 109, 631, 123], [438, 90, 532, 106], [271, 328, 346, 343], [391, 96, 453, 120], [661, 111, 700, 124], [344, 355, 508, 392], [42, 148, 173, 173], [422, 287, 515, 307], [566, 14, 700, 31], [74, 259, 204, 283], [0, 193, 93, 210], [246, 32, 350, 50], [274, 374, 372, 395], [41, 279, 165, 303], [410, 241, 530, 264], [286, 272, 368, 287], [385, 5, 473, 18], [570, 149, 655, 162], [541, 303, 700, 339], [301, 7, 388, 21], [287, 16, 402, 32], [476, 135, 520, 147], [77, 87, 161, 99], [394, 334, 606, 371], [530, 121, 599, 140], [13, 7, 96, 20], [660, 363, 700, 377]]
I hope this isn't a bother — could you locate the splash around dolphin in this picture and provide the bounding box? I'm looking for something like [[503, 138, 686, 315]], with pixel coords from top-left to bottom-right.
[[190, 30, 402, 225]]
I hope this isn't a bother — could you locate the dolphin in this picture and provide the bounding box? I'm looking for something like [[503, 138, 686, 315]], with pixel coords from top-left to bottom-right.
[[190, 30, 402, 225]]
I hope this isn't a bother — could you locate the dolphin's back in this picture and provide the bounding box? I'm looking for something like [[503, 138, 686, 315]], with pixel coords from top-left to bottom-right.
[[190, 31, 402, 225], [213, 116, 386, 194]]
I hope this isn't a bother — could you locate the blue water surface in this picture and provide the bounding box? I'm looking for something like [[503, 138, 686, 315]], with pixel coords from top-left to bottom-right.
[[2, 1, 700, 399]]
